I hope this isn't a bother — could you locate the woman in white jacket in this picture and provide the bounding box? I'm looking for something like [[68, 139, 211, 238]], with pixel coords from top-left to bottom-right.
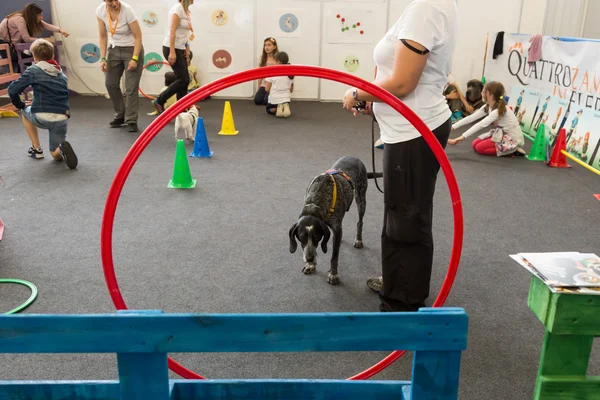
[[449, 81, 526, 157]]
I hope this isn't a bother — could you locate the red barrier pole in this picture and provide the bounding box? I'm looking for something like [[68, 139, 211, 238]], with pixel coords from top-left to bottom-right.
[[101, 65, 464, 380]]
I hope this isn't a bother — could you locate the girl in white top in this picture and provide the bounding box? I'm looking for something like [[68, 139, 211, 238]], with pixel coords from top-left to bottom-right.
[[341, 0, 459, 312], [152, 0, 194, 114], [254, 37, 279, 105], [449, 81, 525, 157], [97, 0, 144, 132], [264, 51, 294, 118]]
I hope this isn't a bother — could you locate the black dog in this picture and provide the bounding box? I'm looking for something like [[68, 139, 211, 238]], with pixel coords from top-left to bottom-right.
[[289, 156, 381, 285], [444, 79, 484, 116], [466, 79, 484, 111]]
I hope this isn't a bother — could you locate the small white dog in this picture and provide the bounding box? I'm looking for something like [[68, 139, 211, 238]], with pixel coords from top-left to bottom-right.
[[175, 106, 199, 142]]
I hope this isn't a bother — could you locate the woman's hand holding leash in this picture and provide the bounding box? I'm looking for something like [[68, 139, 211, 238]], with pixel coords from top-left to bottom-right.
[[343, 88, 373, 117], [343, 88, 359, 115]]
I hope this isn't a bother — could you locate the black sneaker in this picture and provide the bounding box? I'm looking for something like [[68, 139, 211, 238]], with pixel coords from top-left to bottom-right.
[[109, 118, 125, 128], [59, 141, 78, 169], [367, 276, 383, 293], [128, 123, 138, 132], [28, 146, 44, 159]]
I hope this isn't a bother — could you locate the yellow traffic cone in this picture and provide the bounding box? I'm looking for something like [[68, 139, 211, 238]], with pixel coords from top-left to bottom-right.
[[218, 101, 239, 136]]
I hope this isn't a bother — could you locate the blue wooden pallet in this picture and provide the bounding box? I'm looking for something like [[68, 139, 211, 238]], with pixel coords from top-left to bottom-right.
[[0, 307, 468, 400]]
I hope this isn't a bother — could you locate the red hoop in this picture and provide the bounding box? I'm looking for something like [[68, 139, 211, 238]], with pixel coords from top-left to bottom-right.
[[138, 61, 172, 100], [101, 65, 464, 381]]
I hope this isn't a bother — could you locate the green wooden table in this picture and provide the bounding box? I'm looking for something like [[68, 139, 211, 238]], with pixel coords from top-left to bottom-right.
[[528, 275, 600, 399]]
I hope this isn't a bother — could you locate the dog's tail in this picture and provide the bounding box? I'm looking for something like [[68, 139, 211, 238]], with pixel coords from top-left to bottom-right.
[[367, 172, 383, 179]]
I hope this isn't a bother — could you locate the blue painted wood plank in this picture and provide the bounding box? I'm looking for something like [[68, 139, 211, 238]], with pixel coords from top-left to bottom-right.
[[117, 353, 169, 400], [0, 381, 120, 400], [410, 350, 462, 400], [403, 385, 412, 400], [0, 380, 411, 400], [0, 309, 468, 353], [171, 379, 410, 399]]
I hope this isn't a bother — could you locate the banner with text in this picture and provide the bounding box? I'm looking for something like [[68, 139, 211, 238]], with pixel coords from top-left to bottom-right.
[[484, 33, 600, 112]]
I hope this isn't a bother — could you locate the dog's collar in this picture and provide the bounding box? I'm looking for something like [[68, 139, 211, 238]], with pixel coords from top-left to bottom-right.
[[324, 169, 354, 191], [320, 169, 354, 219], [326, 174, 337, 219]]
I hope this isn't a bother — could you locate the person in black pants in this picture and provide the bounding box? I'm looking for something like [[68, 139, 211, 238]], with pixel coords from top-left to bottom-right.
[[342, 0, 459, 312], [152, 0, 193, 114]]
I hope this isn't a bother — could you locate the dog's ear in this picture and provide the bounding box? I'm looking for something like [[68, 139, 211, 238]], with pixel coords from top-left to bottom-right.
[[289, 223, 299, 253], [320, 220, 330, 253]]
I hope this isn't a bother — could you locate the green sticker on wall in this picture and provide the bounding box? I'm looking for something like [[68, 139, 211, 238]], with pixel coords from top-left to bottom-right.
[[343, 55, 360, 73], [144, 52, 164, 72]]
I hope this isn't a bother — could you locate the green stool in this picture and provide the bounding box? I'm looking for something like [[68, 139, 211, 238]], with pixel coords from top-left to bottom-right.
[[528, 275, 600, 399]]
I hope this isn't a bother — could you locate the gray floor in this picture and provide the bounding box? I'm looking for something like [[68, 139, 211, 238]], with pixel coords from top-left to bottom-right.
[[0, 97, 599, 399]]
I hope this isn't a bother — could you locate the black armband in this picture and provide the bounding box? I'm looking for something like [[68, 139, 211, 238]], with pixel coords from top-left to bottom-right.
[[401, 39, 430, 55]]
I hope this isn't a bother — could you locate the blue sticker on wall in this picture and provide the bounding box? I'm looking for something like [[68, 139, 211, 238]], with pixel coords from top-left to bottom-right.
[[279, 13, 299, 33], [80, 43, 100, 64]]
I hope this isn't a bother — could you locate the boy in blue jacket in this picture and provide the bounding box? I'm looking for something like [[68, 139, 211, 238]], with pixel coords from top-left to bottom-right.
[[8, 39, 77, 169]]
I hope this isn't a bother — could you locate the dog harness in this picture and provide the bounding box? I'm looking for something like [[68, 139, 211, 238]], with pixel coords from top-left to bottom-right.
[[322, 169, 354, 219]]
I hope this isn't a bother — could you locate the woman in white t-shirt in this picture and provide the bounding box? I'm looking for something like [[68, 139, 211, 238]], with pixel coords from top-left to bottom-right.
[[341, 0, 459, 312], [97, 0, 144, 132], [264, 52, 294, 118], [448, 81, 526, 156], [152, 0, 194, 114]]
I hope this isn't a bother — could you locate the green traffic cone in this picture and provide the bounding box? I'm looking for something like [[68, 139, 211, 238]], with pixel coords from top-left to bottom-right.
[[168, 139, 197, 189], [526, 123, 547, 162]]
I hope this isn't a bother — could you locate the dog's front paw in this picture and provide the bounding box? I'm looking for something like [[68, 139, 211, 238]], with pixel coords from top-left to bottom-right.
[[353, 239, 364, 249], [302, 263, 316, 275], [327, 273, 340, 285]]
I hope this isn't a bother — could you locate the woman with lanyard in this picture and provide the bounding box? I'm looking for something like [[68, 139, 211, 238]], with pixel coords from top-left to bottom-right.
[[96, 0, 144, 132], [151, 0, 194, 114], [342, 0, 459, 312]]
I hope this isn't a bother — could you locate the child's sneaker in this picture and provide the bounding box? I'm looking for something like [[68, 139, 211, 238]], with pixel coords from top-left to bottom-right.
[[276, 103, 285, 118], [282, 102, 291, 118], [515, 147, 527, 156], [28, 146, 44, 159], [151, 99, 165, 115], [59, 141, 78, 169]]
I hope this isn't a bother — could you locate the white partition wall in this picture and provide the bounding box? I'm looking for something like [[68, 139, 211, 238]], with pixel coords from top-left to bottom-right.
[[319, 0, 388, 101], [47, 0, 532, 100], [190, 0, 255, 98], [256, 0, 321, 100], [453, 0, 523, 89]]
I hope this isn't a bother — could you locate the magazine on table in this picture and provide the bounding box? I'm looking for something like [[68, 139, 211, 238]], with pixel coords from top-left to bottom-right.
[[511, 252, 600, 295]]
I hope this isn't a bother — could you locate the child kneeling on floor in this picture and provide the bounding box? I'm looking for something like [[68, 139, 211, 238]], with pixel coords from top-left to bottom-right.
[[448, 81, 525, 157], [264, 52, 294, 118], [8, 39, 77, 169]]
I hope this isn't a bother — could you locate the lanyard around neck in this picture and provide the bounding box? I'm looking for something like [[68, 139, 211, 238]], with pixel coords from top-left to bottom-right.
[[185, 11, 194, 33], [106, 4, 120, 37]]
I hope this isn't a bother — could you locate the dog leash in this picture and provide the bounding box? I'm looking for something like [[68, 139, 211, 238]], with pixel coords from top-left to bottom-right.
[[371, 116, 384, 194]]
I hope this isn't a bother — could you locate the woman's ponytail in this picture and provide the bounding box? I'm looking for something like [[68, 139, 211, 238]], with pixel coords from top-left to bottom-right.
[[498, 95, 507, 117]]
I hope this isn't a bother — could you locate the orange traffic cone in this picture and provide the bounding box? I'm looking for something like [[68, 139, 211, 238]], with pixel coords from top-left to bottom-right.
[[548, 128, 571, 168]]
